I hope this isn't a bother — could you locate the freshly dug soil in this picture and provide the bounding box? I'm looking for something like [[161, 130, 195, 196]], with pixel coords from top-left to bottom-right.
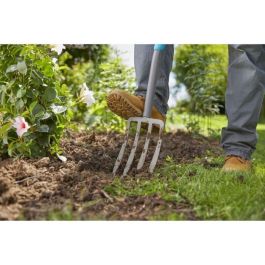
[[0, 130, 220, 220]]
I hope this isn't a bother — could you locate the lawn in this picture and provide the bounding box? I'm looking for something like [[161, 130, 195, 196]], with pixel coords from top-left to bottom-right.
[[105, 115, 265, 220]]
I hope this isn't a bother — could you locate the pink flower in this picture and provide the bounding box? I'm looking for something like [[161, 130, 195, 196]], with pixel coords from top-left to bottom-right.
[[13, 116, 30, 137]]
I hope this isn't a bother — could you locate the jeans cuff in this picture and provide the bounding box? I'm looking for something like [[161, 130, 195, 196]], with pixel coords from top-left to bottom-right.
[[224, 149, 252, 160]]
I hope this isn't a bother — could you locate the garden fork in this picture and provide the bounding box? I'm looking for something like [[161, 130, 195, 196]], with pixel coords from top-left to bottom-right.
[[113, 44, 166, 177]]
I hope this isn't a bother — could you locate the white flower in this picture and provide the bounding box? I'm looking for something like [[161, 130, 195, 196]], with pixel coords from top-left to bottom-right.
[[52, 58, 58, 64], [51, 44, 66, 55], [80, 83, 96, 107], [56, 153, 67, 163], [13, 116, 30, 137]]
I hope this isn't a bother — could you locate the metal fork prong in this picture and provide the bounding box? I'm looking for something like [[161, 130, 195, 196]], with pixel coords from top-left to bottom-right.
[[122, 121, 142, 178], [149, 125, 164, 173], [112, 120, 131, 176], [137, 122, 152, 170]]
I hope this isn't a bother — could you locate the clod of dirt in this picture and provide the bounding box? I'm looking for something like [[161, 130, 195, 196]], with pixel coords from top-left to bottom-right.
[[0, 178, 9, 196], [0, 130, 221, 220], [35, 157, 50, 168]]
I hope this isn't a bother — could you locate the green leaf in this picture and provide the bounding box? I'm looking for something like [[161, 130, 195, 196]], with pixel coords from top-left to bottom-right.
[[0, 122, 11, 137], [51, 104, 67, 114], [37, 134, 50, 147], [0, 85, 7, 105], [6, 64, 17, 73], [16, 99, 24, 110], [8, 141, 15, 157], [37, 124, 49, 133], [29, 101, 38, 114], [17, 88, 26, 98], [41, 112, 51, 120], [27, 88, 39, 98], [43, 87, 57, 102], [17, 61, 27, 75], [32, 103, 45, 118]]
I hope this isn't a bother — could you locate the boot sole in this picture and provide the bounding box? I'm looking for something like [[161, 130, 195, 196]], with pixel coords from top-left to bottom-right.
[[107, 92, 143, 119], [107, 91, 164, 133]]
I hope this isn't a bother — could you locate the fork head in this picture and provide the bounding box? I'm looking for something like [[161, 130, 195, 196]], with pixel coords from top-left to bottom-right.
[[113, 117, 164, 178]]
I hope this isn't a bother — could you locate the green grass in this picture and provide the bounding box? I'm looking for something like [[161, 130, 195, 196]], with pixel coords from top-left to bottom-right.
[[106, 115, 265, 220], [166, 111, 227, 136]]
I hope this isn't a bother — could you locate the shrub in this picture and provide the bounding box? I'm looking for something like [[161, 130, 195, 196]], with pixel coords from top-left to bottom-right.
[[173, 45, 228, 115], [0, 44, 137, 159], [0, 45, 72, 157], [171, 45, 228, 134], [58, 50, 97, 122], [63, 44, 110, 67], [59, 47, 136, 131], [87, 55, 136, 131]]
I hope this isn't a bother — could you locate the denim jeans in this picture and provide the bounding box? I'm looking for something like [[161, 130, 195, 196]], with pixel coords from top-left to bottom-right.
[[134, 44, 174, 115], [221, 45, 265, 159]]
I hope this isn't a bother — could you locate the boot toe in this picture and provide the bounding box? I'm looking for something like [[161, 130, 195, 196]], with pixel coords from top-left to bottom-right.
[[222, 156, 251, 172]]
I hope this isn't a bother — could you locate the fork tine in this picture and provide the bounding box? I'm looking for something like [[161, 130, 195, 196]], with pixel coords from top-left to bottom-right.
[[122, 121, 142, 177], [112, 120, 131, 176], [137, 122, 152, 170], [149, 125, 164, 173]]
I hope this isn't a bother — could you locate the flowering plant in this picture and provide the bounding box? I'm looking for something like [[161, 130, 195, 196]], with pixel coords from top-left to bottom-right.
[[0, 44, 134, 158], [0, 45, 72, 157]]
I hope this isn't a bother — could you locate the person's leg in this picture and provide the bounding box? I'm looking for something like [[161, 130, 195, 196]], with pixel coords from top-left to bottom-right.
[[107, 44, 174, 122], [221, 45, 265, 161], [134, 44, 174, 115]]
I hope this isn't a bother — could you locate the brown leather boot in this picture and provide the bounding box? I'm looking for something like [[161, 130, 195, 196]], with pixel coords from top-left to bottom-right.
[[107, 89, 165, 123], [222, 156, 252, 172]]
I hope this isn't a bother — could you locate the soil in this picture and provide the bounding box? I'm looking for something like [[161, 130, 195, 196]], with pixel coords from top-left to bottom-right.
[[0, 130, 221, 220]]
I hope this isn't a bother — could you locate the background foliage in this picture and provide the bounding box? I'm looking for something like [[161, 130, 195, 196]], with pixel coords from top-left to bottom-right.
[[171, 44, 228, 133], [58, 45, 109, 122], [173, 44, 228, 114], [63, 44, 110, 67], [59, 45, 135, 130], [87, 55, 135, 131]]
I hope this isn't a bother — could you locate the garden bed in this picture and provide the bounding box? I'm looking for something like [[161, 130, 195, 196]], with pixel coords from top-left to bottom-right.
[[0, 130, 220, 220]]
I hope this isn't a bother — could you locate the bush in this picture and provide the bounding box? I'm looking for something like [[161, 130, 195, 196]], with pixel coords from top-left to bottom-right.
[[63, 44, 110, 66], [58, 50, 97, 122], [173, 45, 228, 115], [87, 55, 136, 131], [0, 44, 136, 159], [58, 46, 135, 131], [0, 45, 72, 157]]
